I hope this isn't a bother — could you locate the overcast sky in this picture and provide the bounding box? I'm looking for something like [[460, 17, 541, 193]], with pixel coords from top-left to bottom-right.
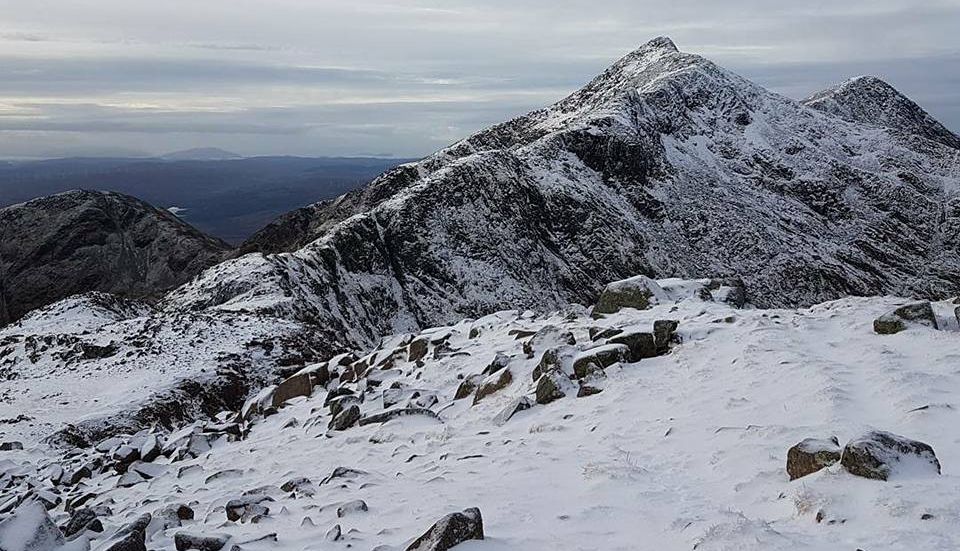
[[0, 0, 957, 158]]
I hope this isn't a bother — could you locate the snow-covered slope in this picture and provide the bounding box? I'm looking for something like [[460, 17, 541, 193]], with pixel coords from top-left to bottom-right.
[[2, 285, 958, 550], [164, 37, 960, 354], [0, 294, 335, 448]]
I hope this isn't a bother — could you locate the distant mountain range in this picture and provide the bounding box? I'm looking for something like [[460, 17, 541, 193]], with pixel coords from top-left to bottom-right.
[[158, 147, 244, 161], [0, 156, 412, 243]]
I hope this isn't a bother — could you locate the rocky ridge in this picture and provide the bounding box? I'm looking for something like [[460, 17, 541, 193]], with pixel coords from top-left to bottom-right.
[[164, 37, 960, 356]]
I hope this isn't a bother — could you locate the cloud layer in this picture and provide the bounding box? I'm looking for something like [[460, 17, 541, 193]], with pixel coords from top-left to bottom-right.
[[0, 0, 956, 158]]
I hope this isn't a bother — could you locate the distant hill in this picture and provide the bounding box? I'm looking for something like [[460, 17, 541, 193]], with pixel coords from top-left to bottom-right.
[[160, 147, 243, 161], [0, 156, 413, 243]]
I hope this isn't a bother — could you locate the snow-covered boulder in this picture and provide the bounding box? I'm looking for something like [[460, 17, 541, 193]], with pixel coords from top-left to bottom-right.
[[592, 276, 668, 315], [405, 507, 484, 551], [0, 502, 67, 551], [873, 301, 938, 334], [840, 431, 941, 480], [786, 437, 841, 480]]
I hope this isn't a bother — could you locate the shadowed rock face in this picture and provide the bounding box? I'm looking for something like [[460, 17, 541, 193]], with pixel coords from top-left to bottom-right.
[[0, 189, 231, 326]]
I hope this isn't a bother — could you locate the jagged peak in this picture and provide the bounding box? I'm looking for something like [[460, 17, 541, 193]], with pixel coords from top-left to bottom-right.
[[638, 36, 679, 54], [804, 75, 960, 150]]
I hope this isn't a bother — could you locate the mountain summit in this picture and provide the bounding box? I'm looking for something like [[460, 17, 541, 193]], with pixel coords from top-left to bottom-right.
[[164, 37, 960, 350], [803, 75, 960, 150]]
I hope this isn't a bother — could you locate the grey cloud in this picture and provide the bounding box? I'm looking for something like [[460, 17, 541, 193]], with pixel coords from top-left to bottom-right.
[[0, 0, 955, 157]]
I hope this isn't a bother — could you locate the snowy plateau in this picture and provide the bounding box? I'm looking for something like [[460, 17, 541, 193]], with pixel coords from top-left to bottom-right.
[[1, 36, 960, 551]]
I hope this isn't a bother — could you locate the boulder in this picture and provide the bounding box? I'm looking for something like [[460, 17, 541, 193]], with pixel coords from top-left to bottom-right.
[[535, 370, 568, 405], [225, 496, 272, 523], [532, 348, 561, 382], [608, 332, 657, 362], [0, 501, 64, 551], [96, 513, 150, 551], [592, 276, 666, 316], [63, 508, 99, 538], [0, 441, 24, 451], [453, 375, 483, 401], [481, 353, 510, 376], [336, 500, 368, 517], [270, 373, 313, 408], [472, 369, 513, 405], [841, 431, 941, 480], [576, 362, 606, 397], [572, 344, 629, 379], [653, 320, 679, 354], [173, 533, 230, 551], [280, 477, 315, 497], [493, 397, 533, 426], [328, 405, 361, 431], [405, 507, 484, 551], [874, 302, 939, 334], [408, 338, 430, 362], [786, 437, 841, 480]]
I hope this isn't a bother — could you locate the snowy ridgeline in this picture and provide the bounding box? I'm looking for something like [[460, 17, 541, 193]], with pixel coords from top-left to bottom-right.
[[0, 277, 958, 550]]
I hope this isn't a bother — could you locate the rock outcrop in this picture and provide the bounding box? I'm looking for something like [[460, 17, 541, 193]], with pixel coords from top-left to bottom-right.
[[0, 190, 230, 326]]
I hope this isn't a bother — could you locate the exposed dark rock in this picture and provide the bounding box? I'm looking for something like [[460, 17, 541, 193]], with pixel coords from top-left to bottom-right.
[[572, 345, 629, 379], [608, 332, 657, 362], [453, 375, 483, 401], [408, 338, 430, 362], [0, 190, 230, 326], [174, 532, 231, 551], [873, 302, 939, 334], [535, 370, 568, 405], [97, 513, 151, 551], [63, 508, 99, 537], [0, 441, 23, 451], [786, 437, 841, 480], [593, 276, 664, 315], [405, 507, 484, 551], [653, 320, 679, 354], [472, 368, 513, 405], [270, 372, 313, 408], [841, 431, 941, 480], [225, 496, 272, 523], [328, 405, 361, 431]]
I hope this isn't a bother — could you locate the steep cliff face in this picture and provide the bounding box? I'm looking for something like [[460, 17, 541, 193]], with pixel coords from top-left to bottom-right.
[[163, 37, 959, 350], [0, 190, 231, 326]]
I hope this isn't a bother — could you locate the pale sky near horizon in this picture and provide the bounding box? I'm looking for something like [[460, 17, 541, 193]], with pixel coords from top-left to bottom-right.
[[0, 0, 957, 158]]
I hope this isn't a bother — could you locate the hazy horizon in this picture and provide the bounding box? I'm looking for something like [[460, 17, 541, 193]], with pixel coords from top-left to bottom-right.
[[0, 0, 957, 159]]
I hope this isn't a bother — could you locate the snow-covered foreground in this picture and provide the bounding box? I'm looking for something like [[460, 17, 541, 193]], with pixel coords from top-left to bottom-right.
[[3, 290, 959, 550]]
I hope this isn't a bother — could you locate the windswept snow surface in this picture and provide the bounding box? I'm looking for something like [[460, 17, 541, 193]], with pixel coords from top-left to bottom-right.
[[5, 290, 959, 550]]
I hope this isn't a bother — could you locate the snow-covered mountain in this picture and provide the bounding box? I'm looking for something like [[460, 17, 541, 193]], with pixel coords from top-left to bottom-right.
[[163, 37, 960, 353], [0, 190, 231, 326], [2, 36, 960, 551]]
